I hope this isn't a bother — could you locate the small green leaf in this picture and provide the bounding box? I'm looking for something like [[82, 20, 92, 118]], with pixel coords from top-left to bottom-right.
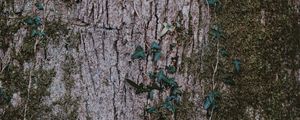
[[153, 51, 161, 62], [170, 87, 182, 96], [131, 46, 146, 60], [162, 101, 175, 112], [233, 59, 241, 73], [31, 29, 37, 37], [151, 41, 160, 50], [160, 23, 175, 37], [33, 16, 42, 26], [157, 70, 167, 82], [148, 72, 157, 80], [166, 65, 176, 74], [220, 48, 229, 57], [148, 90, 154, 100], [210, 25, 222, 40], [206, 0, 219, 6], [35, 2, 44, 10], [146, 107, 157, 113], [163, 77, 177, 88], [203, 91, 220, 110], [31, 30, 45, 37], [24, 17, 34, 25], [166, 96, 180, 103]]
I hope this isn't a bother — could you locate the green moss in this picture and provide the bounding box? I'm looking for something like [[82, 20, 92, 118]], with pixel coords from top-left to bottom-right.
[[0, 14, 22, 52], [174, 92, 196, 120], [14, 36, 36, 62], [0, 64, 56, 119], [62, 0, 78, 8], [52, 93, 80, 120], [205, 0, 300, 119], [44, 20, 70, 46], [47, 54, 80, 119], [62, 54, 78, 92]]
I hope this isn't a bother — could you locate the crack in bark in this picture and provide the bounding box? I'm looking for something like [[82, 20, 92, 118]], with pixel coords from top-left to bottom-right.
[[101, 31, 106, 60], [110, 67, 118, 120], [154, 0, 159, 40], [105, 0, 109, 27], [82, 33, 97, 95]]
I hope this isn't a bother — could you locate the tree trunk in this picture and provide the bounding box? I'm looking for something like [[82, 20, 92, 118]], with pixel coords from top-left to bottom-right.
[[0, 0, 299, 120]]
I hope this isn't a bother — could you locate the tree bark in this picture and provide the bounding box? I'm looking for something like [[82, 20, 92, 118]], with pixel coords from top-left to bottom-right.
[[1, 0, 300, 120], [0, 0, 210, 119]]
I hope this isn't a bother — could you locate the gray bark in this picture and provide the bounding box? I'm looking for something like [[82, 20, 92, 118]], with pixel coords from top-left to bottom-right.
[[0, 0, 210, 119]]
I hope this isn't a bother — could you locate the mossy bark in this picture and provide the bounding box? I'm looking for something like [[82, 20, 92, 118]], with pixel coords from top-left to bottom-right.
[[0, 0, 299, 120]]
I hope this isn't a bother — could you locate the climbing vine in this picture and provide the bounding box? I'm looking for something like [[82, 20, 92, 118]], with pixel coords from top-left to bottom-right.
[[202, 0, 243, 119], [127, 22, 182, 119]]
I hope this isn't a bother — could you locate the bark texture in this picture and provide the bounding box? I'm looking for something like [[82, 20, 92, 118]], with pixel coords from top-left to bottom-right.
[[1, 0, 210, 119], [0, 0, 300, 120]]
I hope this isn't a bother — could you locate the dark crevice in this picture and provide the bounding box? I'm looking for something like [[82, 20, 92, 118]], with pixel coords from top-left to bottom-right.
[[110, 67, 118, 120], [154, 0, 159, 40], [105, 0, 110, 27], [114, 30, 121, 85], [82, 33, 97, 95], [101, 31, 106, 60]]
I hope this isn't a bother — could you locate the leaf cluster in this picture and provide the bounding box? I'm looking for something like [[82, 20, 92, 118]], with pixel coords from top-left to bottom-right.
[[23, 2, 46, 38]]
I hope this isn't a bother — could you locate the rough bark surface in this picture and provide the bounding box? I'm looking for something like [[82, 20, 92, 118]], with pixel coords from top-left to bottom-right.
[[1, 0, 300, 120]]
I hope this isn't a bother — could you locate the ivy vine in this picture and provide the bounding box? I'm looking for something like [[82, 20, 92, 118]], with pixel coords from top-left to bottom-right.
[[127, 36, 181, 119], [203, 1, 241, 119]]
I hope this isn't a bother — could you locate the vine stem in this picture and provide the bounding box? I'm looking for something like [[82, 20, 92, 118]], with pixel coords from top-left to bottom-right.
[[23, 71, 32, 120], [209, 108, 214, 120], [212, 41, 220, 90]]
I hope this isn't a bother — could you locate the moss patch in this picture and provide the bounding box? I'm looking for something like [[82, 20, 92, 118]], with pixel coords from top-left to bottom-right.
[[0, 64, 56, 119], [205, 0, 300, 119]]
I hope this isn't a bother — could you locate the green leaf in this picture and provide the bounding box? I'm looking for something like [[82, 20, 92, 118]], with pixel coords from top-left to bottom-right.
[[151, 41, 161, 62], [160, 22, 175, 37], [33, 16, 42, 26], [166, 65, 176, 74], [157, 70, 167, 82], [148, 72, 157, 80], [233, 59, 241, 73], [35, 2, 44, 10], [162, 101, 175, 112], [166, 96, 180, 103], [151, 41, 160, 50], [146, 107, 157, 113], [170, 87, 182, 96], [220, 48, 229, 57], [131, 45, 146, 60], [153, 51, 161, 62], [24, 17, 34, 25], [162, 77, 177, 88], [210, 25, 222, 40], [148, 90, 154, 100], [31, 29, 37, 37], [203, 91, 220, 110], [31, 30, 45, 37], [206, 0, 219, 6]]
